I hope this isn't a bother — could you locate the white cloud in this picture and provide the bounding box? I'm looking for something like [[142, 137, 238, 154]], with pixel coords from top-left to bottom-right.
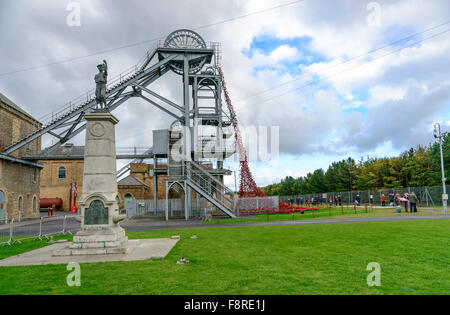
[[0, 0, 449, 187]]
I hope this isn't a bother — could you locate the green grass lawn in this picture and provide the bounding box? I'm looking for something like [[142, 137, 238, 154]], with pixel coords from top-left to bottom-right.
[[203, 207, 445, 225], [0, 219, 449, 295]]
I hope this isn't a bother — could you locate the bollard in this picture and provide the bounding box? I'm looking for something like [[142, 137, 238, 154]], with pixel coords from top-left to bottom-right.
[[341, 204, 344, 215], [329, 207, 331, 216], [354, 204, 357, 214], [365, 204, 368, 213]]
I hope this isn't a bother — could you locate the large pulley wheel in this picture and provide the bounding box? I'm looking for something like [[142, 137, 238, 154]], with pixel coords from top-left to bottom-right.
[[163, 29, 208, 75]]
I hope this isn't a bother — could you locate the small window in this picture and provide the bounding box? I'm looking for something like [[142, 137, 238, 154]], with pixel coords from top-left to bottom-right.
[[33, 168, 37, 182], [18, 196, 23, 216], [32, 196, 37, 211], [58, 167, 66, 179]]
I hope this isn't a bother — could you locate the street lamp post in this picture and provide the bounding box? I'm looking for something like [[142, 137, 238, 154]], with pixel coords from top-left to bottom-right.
[[434, 123, 448, 213]]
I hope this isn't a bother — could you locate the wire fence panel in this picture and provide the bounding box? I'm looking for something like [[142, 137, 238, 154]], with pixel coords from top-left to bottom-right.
[[127, 197, 219, 219], [235, 196, 279, 212], [0, 215, 81, 245], [0, 220, 13, 245], [40, 216, 68, 238], [11, 217, 42, 243], [63, 216, 81, 234], [278, 185, 449, 208], [127, 199, 167, 218]]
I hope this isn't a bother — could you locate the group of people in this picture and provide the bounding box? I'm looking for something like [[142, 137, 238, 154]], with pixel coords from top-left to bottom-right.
[[287, 195, 344, 207], [380, 192, 419, 213]]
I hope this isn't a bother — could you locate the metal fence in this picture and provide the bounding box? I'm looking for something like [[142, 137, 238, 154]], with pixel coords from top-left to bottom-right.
[[235, 196, 279, 212], [279, 185, 450, 208], [0, 215, 80, 246], [126, 197, 216, 219]]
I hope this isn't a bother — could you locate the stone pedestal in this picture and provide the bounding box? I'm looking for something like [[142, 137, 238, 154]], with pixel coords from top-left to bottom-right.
[[53, 111, 131, 256]]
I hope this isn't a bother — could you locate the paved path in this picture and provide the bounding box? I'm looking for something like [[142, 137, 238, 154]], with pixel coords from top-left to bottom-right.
[[1, 214, 448, 235]]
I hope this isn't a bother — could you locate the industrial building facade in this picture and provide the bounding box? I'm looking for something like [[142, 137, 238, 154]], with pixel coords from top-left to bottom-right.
[[38, 143, 170, 211], [0, 93, 42, 220]]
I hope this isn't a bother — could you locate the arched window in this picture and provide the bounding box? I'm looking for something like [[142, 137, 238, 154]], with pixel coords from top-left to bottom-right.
[[18, 196, 23, 218], [58, 167, 66, 179], [32, 196, 37, 212]]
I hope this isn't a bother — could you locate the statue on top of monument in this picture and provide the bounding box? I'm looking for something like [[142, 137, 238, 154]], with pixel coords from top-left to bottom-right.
[[95, 60, 108, 110]]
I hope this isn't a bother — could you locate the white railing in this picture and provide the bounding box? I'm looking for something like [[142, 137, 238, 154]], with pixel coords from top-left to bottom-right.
[[0, 215, 80, 246]]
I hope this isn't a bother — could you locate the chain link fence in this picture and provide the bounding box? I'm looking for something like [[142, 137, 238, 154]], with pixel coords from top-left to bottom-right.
[[126, 197, 228, 220], [279, 185, 449, 208], [0, 215, 81, 246]]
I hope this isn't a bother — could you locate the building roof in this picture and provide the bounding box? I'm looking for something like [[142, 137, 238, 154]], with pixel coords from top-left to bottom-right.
[[0, 92, 41, 125], [43, 144, 85, 160], [117, 175, 150, 188]]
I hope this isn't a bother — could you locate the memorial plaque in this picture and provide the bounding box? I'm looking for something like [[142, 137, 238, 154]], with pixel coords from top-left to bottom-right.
[[85, 200, 108, 225]]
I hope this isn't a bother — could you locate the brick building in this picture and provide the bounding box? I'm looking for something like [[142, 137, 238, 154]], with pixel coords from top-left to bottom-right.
[[0, 92, 42, 220], [118, 163, 171, 209], [39, 144, 84, 211], [39, 144, 170, 211]]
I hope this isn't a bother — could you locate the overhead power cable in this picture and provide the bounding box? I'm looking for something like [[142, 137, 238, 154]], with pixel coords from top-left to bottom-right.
[[0, 0, 306, 77], [234, 20, 450, 104], [244, 27, 450, 107]]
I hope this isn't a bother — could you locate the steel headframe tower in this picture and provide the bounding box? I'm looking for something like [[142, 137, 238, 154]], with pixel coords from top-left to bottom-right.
[[2, 29, 237, 219], [161, 29, 236, 220], [434, 122, 448, 212]]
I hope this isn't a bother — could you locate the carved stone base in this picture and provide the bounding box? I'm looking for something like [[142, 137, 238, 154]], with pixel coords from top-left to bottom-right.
[[52, 226, 133, 256]]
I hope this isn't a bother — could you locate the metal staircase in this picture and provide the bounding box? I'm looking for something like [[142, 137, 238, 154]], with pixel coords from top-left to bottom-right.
[[184, 160, 236, 218], [167, 130, 236, 218]]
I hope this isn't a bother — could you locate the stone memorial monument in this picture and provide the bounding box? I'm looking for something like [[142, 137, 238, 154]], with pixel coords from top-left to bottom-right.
[[53, 111, 133, 256]]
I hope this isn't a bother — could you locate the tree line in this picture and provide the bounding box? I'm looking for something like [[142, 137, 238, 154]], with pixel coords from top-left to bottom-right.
[[262, 134, 449, 196]]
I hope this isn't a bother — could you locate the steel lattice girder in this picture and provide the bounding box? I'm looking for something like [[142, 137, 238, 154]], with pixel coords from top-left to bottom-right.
[[2, 45, 212, 157]]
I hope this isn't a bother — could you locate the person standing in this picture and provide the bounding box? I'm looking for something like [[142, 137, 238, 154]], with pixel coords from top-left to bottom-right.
[[409, 192, 418, 213], [355, 194, 361, 206], [403, 193, 409, 213], [381, 194, 386, 207]]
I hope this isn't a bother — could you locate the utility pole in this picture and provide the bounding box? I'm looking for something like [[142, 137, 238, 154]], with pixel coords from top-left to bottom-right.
[[434, 123, 448, 212]]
